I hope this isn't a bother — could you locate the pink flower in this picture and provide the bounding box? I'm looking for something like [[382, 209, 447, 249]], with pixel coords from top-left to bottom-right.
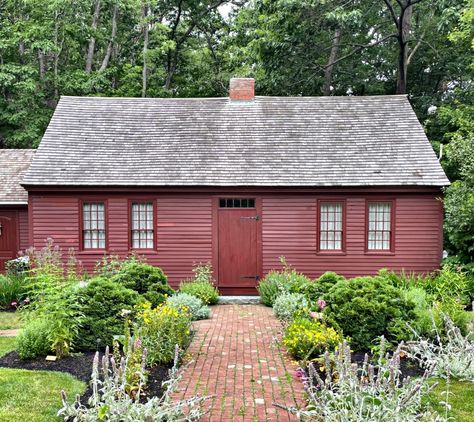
[[134, 337, 142, 349], [317, 298, 327, 310], [11, 301, 17, 307], [309, 311, 318, 319], [24, 298, 30, 304]]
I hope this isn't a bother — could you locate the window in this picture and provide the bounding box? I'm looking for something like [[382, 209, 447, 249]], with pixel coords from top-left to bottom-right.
[[319, 202, 343, 250], [131, 202, 154, 249], [83, 202, 106, 249], [219, 198, 255, 208], [367, 202, 392, 250]]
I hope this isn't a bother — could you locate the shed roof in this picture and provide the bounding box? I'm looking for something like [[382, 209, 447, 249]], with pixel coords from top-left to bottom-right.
[[0, 149, 36, 204], [23, 95, 449, 187]]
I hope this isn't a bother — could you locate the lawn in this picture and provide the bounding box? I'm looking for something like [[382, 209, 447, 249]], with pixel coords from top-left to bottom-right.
[[0, 311, 22, 330], [0, 368, 85, 422], [428, 379, 474, 422], [0, 337, 85, 422]]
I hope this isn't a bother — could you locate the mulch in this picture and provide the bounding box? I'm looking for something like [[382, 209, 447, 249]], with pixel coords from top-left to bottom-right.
[[0, 350, 171, 404]]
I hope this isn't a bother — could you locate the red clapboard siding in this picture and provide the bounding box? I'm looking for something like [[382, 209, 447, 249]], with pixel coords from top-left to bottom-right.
[[18, 208, 29, 250], [30, 194, 213, 288], [29, 190, 443, 289]]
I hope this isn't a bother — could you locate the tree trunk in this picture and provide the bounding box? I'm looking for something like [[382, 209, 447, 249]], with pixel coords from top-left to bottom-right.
[[99, 4, 118, 72], [85, 0, 101, 73], [38, 50, 46, 80], [322, 28, 342, 96], [396, 4, 412, 94], [142, 2, 149, 98]]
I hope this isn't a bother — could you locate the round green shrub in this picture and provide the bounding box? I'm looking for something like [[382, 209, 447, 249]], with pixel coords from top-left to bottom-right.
[[76, 277, 143, 350], [295, 272, 345, 306], [283, 317, 342, 360], [179, 281, 219, 305], [16, 318, 51, 359], [324, 277, 415, 350], [273, 293, 309, 323], [166, 292, 210, 320], [111, 261, 174, 307]]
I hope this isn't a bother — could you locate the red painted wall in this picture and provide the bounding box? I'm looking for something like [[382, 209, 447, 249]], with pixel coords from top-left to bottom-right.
[[0, 206, 29, 268], [28, 191, 443, 288]]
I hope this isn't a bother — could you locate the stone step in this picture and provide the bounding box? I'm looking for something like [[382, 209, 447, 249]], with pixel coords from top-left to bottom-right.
[[218, 295, 261, 305]]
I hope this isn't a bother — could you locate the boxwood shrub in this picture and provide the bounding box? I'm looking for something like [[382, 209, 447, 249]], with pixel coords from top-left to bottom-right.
[[111, 260, 174, 307], [324, 276, 415, 350], [76, 277, 143, 350]]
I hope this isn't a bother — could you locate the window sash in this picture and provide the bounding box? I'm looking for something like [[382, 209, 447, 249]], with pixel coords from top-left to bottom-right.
[[367, 202, 392, 250], [83, 202, 106, 249], [131, 202, 154, 249], [319, 202, 343, 250]]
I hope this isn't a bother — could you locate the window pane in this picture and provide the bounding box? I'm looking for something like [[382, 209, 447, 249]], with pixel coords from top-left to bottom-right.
[[320, 202, 343, 251], [367, 202, 391, 250], [131, 202, 154, 248], [83, 202, 106, 249]]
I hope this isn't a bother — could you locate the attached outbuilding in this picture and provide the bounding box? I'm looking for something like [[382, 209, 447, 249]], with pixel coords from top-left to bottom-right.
[[21, 78, 449, 294], [0, 149, 35, 270]]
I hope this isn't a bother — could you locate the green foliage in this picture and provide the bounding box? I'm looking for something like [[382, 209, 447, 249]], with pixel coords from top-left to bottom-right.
[[324, 277, 415, 350], [111, 258, 173, 307], [23, 241, 83, 358], [76, 277, 142, 351], [283, 317, 342, 360], [273, 293, 309, 323], [166, 293, 210, 321], [296, 272, 345, 305], [179, 263, 219, 305], [16, 318, 51, 359], [0, 274, 26, 310], [134, 302, 192, 365], [257, 257, 312, 306]]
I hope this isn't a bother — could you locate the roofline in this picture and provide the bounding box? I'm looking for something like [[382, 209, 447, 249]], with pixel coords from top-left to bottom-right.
[[0, 201, 28, 205], [22, 185, 446, 195], [59, 94, 409, 101]]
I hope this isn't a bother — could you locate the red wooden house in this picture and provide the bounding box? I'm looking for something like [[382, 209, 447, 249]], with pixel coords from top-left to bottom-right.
[[10, 78, 451, 294], [0, 149, 35, 270]]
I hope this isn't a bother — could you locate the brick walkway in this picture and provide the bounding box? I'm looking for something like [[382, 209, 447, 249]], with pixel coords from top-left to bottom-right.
[[0, 329, 18, 337], [173, 304, 304, 421]]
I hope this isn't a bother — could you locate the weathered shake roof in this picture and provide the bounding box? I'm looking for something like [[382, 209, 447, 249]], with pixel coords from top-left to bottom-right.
[[0, 149, 35, 204], [23, 95, 449, 187]]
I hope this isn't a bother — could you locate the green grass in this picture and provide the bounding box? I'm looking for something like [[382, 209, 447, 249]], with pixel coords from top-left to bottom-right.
[[0, 320, 85, 421], [428, 379, 474, 421], [0, 337, 16, 357], [0, 311, 22, 330], [0, 368, 85, 422]]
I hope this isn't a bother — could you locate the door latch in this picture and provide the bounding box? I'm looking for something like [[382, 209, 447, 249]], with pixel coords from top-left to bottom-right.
[[240, 275, 260, 280], [240, 215, 260, 221], [0, 223, 2, 237]]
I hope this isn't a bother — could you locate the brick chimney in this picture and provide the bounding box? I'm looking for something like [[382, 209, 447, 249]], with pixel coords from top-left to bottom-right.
[[229, 78, 255, 101]]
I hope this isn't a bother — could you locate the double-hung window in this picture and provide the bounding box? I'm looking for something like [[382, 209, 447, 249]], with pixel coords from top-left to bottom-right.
[[131, 202, 154, 249], [367, 201, 393, 251], [319, 202, 344, 251], [82, 202, 106, 249]]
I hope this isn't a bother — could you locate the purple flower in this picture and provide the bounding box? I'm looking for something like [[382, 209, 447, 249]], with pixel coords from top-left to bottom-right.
[[295, 367, 306, 378], [317, 298, 327, 310]]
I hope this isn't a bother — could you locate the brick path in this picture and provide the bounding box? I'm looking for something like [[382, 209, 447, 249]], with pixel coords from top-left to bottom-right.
[[173, 304, 304, 421]]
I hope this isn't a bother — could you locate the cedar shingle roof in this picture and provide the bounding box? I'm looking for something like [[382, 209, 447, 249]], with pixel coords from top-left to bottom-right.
[[23, 95, 449, 187], [0, 149, 35, 204]]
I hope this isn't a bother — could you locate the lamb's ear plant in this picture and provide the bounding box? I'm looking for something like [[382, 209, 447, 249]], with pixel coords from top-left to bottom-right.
[[277, 339, 443, 421], [405, 310, 474, 382], [59, 345, 211, 421]]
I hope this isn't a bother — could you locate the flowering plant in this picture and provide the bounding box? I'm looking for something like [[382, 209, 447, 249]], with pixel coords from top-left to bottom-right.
[[134, 302, 192, 365], [283, 317, 342, 360]]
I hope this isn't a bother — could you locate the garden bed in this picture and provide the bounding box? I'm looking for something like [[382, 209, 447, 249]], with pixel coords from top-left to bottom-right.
[[0, 351, 171, 403]]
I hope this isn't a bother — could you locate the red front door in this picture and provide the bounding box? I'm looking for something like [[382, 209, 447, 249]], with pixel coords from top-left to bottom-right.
[[218, 198, 260, 295], [0, 212, 18, 271]]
